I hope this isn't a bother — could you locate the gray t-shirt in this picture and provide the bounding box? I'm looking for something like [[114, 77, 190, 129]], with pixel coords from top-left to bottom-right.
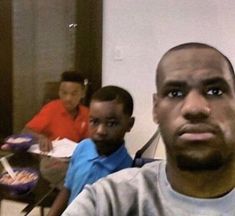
[[62, 161, 235, 216]]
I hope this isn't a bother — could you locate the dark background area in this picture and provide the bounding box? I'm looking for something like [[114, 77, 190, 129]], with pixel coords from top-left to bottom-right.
[[0, 0, 103, 138]]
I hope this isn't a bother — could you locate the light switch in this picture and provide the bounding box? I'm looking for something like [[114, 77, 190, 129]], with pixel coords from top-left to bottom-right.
[[114, 46, 124, 61]]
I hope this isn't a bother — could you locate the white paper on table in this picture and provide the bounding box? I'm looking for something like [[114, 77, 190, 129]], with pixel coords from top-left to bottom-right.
[[28, 138, 77, 158]]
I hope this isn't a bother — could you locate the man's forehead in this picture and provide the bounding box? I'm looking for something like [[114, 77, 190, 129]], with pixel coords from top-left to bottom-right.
[[162, 48, 225, 67], [158, 48, 230, 77], [156, 47, 234, 90]]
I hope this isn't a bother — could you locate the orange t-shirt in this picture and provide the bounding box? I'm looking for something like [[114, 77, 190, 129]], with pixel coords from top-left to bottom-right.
[[26, 99, 89, 142]]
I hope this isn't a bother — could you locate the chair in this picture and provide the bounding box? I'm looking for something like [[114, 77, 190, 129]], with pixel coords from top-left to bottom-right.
[[42, 81, 60, 105], [132, 129, 162, 167]]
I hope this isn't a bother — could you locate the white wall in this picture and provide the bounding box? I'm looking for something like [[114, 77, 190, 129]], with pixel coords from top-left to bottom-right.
[[102, 0, 235, 156]]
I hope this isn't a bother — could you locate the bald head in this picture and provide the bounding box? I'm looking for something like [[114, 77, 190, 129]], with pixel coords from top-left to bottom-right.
[[156, 43, 235, 90]]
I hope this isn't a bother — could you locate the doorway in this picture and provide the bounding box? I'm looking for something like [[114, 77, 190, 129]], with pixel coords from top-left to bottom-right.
[[0, 0, 102, 136]]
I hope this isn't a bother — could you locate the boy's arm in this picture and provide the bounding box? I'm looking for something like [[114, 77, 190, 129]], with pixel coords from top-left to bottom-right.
[[47, 186, 70, 216], [22, 127, 53, 152], [0, 127, 52, 152]]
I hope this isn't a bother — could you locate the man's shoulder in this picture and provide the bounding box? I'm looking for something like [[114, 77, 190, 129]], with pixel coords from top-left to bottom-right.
[[99, 160, 164, 185], [78, 160, 165, 209], [64, 160, 166, 215]]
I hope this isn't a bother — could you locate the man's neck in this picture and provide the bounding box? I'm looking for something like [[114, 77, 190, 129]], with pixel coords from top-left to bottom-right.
[[166, 160, 235, 198]]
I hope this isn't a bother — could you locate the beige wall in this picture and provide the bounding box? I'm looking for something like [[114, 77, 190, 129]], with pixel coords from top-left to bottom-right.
[[13, 0, 77, 132]]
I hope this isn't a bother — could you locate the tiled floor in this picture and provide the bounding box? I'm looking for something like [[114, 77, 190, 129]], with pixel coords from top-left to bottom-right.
[[0, 200, 50, 216]]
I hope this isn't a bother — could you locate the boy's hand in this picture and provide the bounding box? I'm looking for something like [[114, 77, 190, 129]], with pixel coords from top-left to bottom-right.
[[39, 135, 53, 152], [1, 143, 10, 150]]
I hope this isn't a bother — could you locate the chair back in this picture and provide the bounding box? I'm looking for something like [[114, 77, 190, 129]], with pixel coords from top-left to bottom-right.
[[43, 81, 60, 105], [132, 129, 161, 167]]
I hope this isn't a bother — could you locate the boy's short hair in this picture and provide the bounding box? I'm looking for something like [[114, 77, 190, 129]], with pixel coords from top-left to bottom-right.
[[91, 85, 134, 116], [61, 71, 85, 85]]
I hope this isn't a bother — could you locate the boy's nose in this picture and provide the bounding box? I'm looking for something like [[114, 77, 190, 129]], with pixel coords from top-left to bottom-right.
[[96, 124, 107, 135]]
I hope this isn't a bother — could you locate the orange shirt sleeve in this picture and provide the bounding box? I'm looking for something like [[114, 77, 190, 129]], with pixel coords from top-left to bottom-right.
[[26, 101, 54, 133]]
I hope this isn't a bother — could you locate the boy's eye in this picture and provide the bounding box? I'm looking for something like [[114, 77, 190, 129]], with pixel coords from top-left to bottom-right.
[[71, 92, 78, 96], [167, 89, 183, 98], [106, 121, 118, 127], [89, 119, 99, 126], [71, 91, 81, 96], [207, 88, 223, 96]]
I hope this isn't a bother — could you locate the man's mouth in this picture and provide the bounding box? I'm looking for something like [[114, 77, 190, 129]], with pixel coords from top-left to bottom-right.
[[180, 132, 215, 141], [178, 124, 217, 141]]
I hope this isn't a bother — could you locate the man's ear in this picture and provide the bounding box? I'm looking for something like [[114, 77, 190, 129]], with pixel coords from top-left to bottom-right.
[[127, 117, 135, 132], [152, 93, 159, 124]]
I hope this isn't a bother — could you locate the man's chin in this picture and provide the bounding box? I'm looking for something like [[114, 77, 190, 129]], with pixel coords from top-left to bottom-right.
[[175, 152, 224, 171]]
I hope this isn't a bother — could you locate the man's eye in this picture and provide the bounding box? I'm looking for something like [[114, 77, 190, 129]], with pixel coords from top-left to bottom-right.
[[167, 90, 183, 98], [207, 88, 223, 96]]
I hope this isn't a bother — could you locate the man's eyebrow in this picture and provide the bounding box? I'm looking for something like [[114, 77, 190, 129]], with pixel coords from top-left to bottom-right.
[[162, 77, 229, 87], [201, 77, 229, 86], [162, 80, 187, 88]]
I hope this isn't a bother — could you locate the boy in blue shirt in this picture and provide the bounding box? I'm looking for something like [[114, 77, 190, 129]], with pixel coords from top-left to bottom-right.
[[48, 85, 135, 216]]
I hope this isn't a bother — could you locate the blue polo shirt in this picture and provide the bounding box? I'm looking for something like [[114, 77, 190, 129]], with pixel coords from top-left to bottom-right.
[[64, 138, 133, 203]]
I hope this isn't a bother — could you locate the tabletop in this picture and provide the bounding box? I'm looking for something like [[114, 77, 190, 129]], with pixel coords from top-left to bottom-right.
[[0, 150, 59, 216]]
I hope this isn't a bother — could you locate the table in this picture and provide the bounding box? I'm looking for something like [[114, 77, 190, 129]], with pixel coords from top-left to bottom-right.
[[0, 150, 59, 216]]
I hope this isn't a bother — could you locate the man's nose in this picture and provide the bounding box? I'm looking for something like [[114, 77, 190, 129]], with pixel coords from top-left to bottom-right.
[[181, 91, 211, 120]]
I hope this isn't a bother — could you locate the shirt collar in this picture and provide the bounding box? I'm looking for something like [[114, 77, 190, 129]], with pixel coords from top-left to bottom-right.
[[59, 100, 80, 116], [88, 141, 130, 171]]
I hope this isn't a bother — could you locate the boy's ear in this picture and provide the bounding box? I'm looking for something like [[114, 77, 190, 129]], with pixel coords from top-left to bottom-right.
[[80, 86, 86, 98], [152, 93, 159, 124], [127, 117, 135, 132]]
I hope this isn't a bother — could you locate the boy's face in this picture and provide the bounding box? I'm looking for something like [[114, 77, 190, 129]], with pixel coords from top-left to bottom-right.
[[59, 81, 84, 112], [89, 100, 134, 156]]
